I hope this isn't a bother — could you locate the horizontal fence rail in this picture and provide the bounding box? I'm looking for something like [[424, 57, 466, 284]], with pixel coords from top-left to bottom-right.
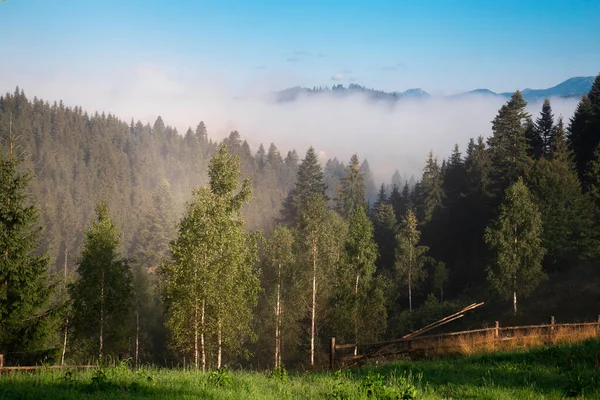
[[331, 315, 600, 368]]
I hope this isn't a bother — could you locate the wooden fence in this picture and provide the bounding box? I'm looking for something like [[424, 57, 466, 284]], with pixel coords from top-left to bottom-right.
[[331, 315, 600, 369], [0, 353, 96, 375]]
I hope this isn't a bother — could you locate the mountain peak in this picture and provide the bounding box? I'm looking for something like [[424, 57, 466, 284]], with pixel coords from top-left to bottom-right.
[[274, 76, 594, 103]]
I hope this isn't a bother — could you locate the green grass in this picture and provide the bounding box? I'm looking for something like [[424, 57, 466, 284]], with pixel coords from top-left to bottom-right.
[[2, 339, 600, 399]]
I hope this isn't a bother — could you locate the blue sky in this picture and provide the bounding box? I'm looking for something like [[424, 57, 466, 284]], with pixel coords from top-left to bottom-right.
[[2, 0, 599, 94]]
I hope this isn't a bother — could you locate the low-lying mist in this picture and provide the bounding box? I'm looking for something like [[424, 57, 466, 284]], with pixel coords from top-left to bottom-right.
[[3, 66, 580, 183]]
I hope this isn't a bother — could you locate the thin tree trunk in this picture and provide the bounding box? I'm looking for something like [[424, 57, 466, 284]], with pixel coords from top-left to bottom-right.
[[354, 272, 359, 356], [513, 275, 518, 315], [61, 246, 68, 366], [275, 263, 281, 369], [513, 225, 518, 316], [440, 286, 443, 303], [194, 296, 199, 369], [310, 236, 317, 367], [217, 317, 222, 368], [201, 299, 206, 372], [99, 270, 105, 362], [135, 309, 139, 369], [408, 238, 413, 312]]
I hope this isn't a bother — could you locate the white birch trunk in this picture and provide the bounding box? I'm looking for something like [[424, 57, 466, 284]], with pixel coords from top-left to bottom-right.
[[217, 318, 222, 368], [310, 236, 317, 367], [99, 270, 104, 362], [275, 263, 281, 368], [201, 299, 206, 372]]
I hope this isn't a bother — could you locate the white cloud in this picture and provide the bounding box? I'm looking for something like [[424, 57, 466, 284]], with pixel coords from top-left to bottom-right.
[[331, 73, 344, 81], [0, 64, 581, 184]]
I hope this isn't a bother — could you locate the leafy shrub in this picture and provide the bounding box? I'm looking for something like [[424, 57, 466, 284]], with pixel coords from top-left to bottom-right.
[[208, 367, 234, 388], [269, 364, 289, 382]]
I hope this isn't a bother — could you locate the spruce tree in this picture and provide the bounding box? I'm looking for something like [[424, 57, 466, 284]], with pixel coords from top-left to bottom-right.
[[527, 155, 596, 269], [525, 117, 543, 159], [70, 202, 134, 361], [535, 98, 555, 158], [281, 146, 327, 224], [485, 178, 545, 315], [336, 154, 366, 218], [359, 159, 378, 206], [568, 74, 600, 187], [0, 139, 61, 357], [487, 91, 531, 195], [549, 117, 570, 162], [342, 206, 379, 350], [372, 202, 397, 274], [419, 151, 443, 223]]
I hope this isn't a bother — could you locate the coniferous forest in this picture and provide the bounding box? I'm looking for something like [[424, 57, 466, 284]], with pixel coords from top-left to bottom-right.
[[1, 73, 600, 370]]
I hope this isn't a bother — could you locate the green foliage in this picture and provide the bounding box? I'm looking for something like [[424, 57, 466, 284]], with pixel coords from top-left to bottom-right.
[[485, 178, 546, 312], [568, 74, 600, 187], [488, 91, 532, 195], [0, 143, 62, 355], [208, 367, 235, 388], [161, 145, 260, 368], [336, 154, 366, 218], [526, 155, 597, 269], [432, 262, 449, 301], [69, 202, 134, 361], [418, 151, 443, 223], [394, 208, 429, 311], [282, 146, 328, 224], [534, 98, 555, 158]]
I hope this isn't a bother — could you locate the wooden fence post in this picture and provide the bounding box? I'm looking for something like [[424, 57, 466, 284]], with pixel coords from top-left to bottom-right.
[[0, 353, 3, 377], [494, 321, 499, 339], [550, 316, 555, 342], [597, 315, 600, 337], [330, 337, 336, 370]]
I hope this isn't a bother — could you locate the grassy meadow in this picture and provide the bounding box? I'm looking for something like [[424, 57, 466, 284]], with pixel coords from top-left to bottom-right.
[[1, 339, 600, 399]]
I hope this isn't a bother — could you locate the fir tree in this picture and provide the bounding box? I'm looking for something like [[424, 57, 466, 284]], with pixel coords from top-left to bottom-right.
[[70, 202, 134, 361], [343, 206, 379, 351], [527, 155, 596, 269], [485, 178, 546, 315], [549, 117, 570, 163], [0, 138, 61, 356], [360, 159, 378, 206], [525, 117, 543, 159], [372, 202, 397, 274], [487, 91, 531, 195], [419, 151, 443, 223], [281, 146, 327, 224], [568, 74, 600, 188], [535, 98, 554, 158], [336, 154, 366, 218]]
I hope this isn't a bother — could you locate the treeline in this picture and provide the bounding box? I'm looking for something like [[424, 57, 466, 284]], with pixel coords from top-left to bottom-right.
[[0, 74, 599, 370]]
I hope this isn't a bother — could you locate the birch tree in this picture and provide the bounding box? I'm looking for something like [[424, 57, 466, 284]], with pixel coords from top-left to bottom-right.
[[394, 208, 428, 312], [262, 226, 295, 368], [161, 144, 259, 370], [485, 177, 546, 315]]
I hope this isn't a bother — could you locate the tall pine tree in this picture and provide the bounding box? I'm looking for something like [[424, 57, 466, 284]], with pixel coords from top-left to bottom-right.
[[0, 137, 61, 358]]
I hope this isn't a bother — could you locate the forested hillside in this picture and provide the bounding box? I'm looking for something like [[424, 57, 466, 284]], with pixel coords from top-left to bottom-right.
[[1, 73, 600, 370]]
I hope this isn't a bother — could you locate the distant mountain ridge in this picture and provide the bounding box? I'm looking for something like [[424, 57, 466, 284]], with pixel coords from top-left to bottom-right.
[[274, 76, 595, 103]]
